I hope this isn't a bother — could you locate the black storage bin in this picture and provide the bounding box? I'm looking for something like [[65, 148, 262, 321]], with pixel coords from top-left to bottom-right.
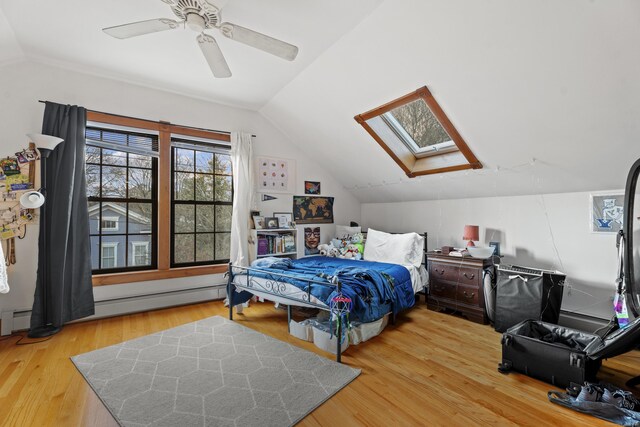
[[494, 265, 566, 332], [499, 320, 602, 389]]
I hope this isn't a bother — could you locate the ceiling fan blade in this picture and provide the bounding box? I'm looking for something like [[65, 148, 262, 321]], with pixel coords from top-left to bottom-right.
[[103, 18, 180, 39], [197, 34, 232, 78], [219, 22, 298, 61]]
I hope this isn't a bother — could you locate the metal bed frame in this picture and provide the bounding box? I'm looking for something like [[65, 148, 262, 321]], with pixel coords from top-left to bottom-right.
[[226, 265, 356, 362], [226, 232, 428, 363]]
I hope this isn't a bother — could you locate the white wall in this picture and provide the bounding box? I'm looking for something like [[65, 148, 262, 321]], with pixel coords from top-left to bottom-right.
[[0, 60, 360, 315], [362, 191, 620, 320]]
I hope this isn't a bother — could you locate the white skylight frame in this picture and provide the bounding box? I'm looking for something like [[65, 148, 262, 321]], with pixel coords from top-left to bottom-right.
[[380, 111, 457, 158]]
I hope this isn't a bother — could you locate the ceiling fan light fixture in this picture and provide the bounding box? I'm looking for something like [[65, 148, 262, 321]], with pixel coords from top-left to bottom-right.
[[186, 13, 206, 32]]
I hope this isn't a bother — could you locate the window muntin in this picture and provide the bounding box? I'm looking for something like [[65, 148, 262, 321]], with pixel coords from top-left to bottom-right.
[[170, 138, 233, 267], [354, 86, 482, 177], [86, 126, 158, 273]]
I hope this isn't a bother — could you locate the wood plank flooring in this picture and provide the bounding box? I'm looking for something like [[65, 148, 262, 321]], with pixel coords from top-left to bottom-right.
[[0, 300, 636, 426]]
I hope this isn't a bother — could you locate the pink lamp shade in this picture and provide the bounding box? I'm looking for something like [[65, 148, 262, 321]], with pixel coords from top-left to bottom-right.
[[463, 225, 479, 247]]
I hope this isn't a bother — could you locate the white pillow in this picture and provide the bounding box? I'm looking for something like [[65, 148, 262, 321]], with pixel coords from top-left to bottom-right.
[[335, 225, 361, 239], [363, 228, 424, 267]]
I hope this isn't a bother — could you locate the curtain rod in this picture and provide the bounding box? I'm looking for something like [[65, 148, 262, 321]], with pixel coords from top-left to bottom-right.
[[37, 100, 256, 138]]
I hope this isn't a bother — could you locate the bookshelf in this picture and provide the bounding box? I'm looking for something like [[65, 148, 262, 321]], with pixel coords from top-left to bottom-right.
[[249, 228, 298, 262]]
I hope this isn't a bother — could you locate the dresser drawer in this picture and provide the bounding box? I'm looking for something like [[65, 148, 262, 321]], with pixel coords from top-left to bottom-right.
[[456, 284, 480, 306], [430, 264, 481, 287], [458, 267, 481, 287], [429, 281, 456, 300], [430, 264, 459, 282]]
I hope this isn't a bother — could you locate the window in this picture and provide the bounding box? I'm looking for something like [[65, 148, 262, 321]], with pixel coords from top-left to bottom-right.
[[171, 138, 233, 267], [85, 111, 234, 285], [101, 243, 118, 269], [355, 86, 482, 177], [101, 217, 119, 231], [131, 241, 150, 266], [86, 126, 158, 273]]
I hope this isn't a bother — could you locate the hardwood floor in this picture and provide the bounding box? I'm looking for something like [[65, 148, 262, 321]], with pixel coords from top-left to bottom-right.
[[0, 301, 636, 426]]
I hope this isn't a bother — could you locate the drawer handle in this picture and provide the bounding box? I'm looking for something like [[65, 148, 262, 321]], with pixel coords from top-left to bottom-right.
[[435, 285, 446, 292], [435, 268, 444, 275], [463, 291, 475, 299], [463, 272, 475, 280]]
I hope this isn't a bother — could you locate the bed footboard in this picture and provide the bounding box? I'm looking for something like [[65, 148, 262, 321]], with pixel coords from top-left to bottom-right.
[[226, 262, 347, 362]]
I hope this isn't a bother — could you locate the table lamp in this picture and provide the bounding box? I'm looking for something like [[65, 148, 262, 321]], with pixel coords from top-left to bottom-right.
[[463, 225, 479, 247]]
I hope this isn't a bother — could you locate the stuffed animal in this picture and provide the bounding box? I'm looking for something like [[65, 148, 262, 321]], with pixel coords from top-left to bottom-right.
[[350, 233, 364, 244], [318, 243, 332, 256], [328, 247, 340, 257]]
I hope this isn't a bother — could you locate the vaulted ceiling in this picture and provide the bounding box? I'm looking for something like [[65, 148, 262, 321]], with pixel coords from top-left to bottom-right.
[[2, 0, 640, 203], [0, 0, 382, 109]]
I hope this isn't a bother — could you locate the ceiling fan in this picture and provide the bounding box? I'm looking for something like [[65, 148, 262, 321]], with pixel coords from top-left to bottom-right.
[[102, 0, 299, 78]]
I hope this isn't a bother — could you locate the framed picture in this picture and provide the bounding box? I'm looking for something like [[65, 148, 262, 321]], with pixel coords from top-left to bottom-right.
[[304, 227, 321, 255], [305, 181, 321, 195], [293, 196, 334, 224], [489, 241, 501, 257], [255, 156, 296, 194], [274, 212, 293, 229], [253, 215, 265, 230], [264, 217, 280, 229], [591, 192, 624, 233], [249, 210, 260, 229]]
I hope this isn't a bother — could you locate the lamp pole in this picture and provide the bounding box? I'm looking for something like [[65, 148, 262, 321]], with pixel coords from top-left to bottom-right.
[[26, 134, 64, 338]]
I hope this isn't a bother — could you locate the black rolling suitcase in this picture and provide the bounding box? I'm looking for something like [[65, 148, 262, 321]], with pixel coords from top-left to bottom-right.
[[498, 320, 602, 388], [499, 316, 640, 389]]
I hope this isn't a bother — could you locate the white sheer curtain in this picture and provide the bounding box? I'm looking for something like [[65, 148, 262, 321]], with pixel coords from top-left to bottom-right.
[[230, 132, 254, 268]]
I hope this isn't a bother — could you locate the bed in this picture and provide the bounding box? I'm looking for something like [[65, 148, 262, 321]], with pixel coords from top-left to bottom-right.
[[226, 229, 428, 362]]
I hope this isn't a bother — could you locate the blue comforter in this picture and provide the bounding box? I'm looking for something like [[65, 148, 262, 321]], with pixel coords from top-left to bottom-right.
[[231, 256, 415, 323]]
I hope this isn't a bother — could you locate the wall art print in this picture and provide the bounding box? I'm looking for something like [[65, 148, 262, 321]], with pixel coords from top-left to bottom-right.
[[293, 196, 334, 224], [591, 192, 624, 233], [256, 156, 296, 194], [304, 227, 320, 255], [304, 181, 321, 195]]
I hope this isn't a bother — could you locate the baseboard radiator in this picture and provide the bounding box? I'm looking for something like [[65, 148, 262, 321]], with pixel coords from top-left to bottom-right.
[[1, 285, 228, 336], [1, 288, 607, 336]]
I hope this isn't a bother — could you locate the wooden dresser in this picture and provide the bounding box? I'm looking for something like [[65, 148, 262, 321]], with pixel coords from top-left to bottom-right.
[[426, 252, 494, 324]]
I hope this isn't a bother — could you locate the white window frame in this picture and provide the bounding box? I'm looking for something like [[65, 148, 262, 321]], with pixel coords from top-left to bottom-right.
[[131, 241, 150, 266], [101, 216, 119, 232], [381, 111, 457, 158], [101, 242, 118, 269]]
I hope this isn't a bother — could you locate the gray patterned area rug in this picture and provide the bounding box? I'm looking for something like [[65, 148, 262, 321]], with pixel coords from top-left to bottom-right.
[[71, 316, 360, 427]]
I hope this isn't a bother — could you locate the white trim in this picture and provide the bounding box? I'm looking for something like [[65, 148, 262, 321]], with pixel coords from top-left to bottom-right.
[[131, 241, 150, 266], [101, 216, 119, 231], [101, 242, 118, 269], [381, 111, 457, 158]]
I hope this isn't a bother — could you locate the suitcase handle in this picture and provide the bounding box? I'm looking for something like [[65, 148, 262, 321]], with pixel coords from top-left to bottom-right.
[[463, 272, 475, 279], [463, 290, 475, 299]]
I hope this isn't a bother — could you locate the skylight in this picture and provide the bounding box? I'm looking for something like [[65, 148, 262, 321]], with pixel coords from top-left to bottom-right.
[[355, 86, 481, 177]]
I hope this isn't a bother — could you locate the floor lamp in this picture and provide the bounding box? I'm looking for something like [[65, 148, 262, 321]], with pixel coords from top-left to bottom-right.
[[25, 133, 64, 338]]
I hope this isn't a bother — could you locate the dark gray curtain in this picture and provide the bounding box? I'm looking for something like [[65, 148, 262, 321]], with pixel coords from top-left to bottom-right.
[[30, 102, 95, 328]]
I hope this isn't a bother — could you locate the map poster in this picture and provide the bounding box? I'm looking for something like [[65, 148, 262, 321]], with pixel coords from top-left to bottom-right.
[[293, 196, 334, 224], [256, 156, 296, 194]]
